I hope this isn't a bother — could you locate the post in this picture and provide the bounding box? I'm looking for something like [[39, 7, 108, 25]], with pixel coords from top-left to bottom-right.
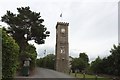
[[83, 72, 85, 80], [75, 69, 77, 77], [44, 49, 46, 68], [95, 75, 98, 80]]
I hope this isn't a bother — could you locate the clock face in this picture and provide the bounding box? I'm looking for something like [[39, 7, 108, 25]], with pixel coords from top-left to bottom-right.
[[61, 28, 65, 33]]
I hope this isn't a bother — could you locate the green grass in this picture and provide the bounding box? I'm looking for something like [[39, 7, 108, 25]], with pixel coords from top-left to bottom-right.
[[70, 73, 98, 78], [70, 73, 111, 80]]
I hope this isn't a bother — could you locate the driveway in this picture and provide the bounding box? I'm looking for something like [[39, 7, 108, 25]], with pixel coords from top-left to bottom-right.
[[15, 67, 74, 78]]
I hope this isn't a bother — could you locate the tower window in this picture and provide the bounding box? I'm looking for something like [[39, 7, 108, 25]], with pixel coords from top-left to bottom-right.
[[60, 46, 65, 54]]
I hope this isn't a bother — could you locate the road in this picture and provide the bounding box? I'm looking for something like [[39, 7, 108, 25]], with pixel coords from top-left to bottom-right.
[[15, 67, 74, 78]]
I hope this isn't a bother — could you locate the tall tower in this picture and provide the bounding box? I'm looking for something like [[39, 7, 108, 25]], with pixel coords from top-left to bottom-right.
[[55, 22, 69, 73]]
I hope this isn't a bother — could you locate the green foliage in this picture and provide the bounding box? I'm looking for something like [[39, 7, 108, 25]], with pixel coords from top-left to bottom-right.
[[71, 58, 88, 72], [1, 6, 50, 72], [26, 44, 37, 69], [109, 44, 120, 76], [2, 29, 19, 78], [90, 56, 103, 74], [36, 58, 43, 67], [71, 58, 80, 70], [90, 44, 120, 76], [71, 53, 89, 72], [36, 54, 55, 69], [19, 44, 37, 70], [79, 52, 89, 63], [1, 6, 50, 50], [71, 73, 104, 78]]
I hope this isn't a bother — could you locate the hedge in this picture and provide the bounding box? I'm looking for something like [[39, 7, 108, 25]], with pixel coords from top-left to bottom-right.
[[2, 29, 19, 79]]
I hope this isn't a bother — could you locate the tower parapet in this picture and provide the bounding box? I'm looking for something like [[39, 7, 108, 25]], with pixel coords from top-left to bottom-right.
[[56, 22, 69, 29]]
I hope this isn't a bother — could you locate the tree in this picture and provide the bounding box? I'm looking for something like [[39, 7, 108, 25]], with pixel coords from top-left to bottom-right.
[[44, 54, 55, 69], [79, 52, 89, 63], [72, 58, 86, 72], [71, 53, 89, 73], [71, 58, 80, 71], [36, 58, 44, 67], [1, 6, 50, 51], [2, 28, 19, 79], [19, 44, 37, 70], [90, 56, 103, 74], [1, 6, 50, 69], [109, 44, 120, 76], [90, 44, 120, 76], [36, 54, 55, 69]]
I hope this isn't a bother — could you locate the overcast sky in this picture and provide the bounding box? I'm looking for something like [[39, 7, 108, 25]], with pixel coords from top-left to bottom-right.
[[0, 0, 119, 61]]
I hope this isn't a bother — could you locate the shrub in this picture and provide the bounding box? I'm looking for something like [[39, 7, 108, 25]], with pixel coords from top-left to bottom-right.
[[2, 29, 19, 78]]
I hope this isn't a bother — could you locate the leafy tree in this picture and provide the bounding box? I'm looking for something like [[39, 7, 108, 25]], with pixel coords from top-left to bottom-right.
[[90, 56, 103, 74], [90, 44, 120, 76], [2, 29, 19, 79], [71, 58, 80, 71], [109, 44, 120, 76], [19, 44, 37, 70], [71, 53, 89, 73], [1, 6, 50, 51], [101, 44, 120, 76], [44, 54, 55, 69], [36, 58, 44, 67], [79, 52, 89, 63], [1, 6, 50, 70], [36, 54, 55, 69], [99, 57, 109, 74], [71, 58, 86, 72]]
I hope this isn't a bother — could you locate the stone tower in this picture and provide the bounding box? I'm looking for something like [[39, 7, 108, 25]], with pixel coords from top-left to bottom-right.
[[55, 22, 69, 73]]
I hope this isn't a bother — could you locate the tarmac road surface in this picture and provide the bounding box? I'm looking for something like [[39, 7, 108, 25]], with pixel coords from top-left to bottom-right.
[[15, 67, 74, 78]]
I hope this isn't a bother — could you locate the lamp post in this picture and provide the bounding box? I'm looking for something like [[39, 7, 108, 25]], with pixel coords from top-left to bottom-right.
[[44, 49, 46, 68], [44, 49, 46, 57]]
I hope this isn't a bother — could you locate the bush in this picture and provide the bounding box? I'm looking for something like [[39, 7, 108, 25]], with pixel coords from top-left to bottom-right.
[[2, 29, 19, 78], [36, 54, 55, 70], [19, 44, 37, 70]]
